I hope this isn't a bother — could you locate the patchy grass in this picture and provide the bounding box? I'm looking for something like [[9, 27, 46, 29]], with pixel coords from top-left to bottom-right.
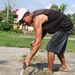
[[32, 70, 51, 75]]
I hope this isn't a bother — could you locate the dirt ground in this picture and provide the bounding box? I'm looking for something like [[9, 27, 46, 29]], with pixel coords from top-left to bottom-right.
[[0, 47, 75, 75]]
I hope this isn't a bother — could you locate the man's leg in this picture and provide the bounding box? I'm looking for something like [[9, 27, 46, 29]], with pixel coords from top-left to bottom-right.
[[57, 54, 68, 72], [47, 51, 55, 73]]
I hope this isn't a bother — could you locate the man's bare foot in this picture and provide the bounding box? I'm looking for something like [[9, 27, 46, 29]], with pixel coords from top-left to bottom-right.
[[43, 68, 53, 74], [59, 66, 68, 72], [47, 69, 53, 74]]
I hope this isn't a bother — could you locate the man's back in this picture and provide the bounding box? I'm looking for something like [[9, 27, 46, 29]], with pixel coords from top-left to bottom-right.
[[32, 9, 73, 34]]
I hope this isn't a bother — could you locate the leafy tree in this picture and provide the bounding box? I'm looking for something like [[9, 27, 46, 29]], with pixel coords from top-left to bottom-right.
[[59, 4, 67, 13], [67, 14, 75, 34], [71, 14, 75, 25], [67, 14, 72, 19], [0, 0, 17, 22], [50, 4, 75, 35], [50, 3, 67, 13], [67, 14, 75, 25], [50, 4, 59, 10], [0, 22, 13, 31], [0, 13, 3, 21]]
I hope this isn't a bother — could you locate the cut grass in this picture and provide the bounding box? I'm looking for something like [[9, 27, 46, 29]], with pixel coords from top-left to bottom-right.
[[0, 37, 34, 48], [0, 31, 75, 52], [66, 40, 75, 52]]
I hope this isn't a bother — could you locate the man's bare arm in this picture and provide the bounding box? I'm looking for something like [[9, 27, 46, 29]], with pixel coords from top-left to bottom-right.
[[24, 14, 48, 67], [27, 17, 42, 61]]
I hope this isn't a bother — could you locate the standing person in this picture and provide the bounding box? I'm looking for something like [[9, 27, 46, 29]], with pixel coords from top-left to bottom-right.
[[15, 8, 73, 73]]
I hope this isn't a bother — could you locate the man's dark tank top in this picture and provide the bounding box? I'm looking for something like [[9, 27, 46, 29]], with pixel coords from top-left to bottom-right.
[[32, 9, 73, 34]]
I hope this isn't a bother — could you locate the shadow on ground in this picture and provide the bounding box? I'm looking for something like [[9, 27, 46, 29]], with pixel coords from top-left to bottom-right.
[[0, 61, 9, 65], [26, 63, 61, 75]]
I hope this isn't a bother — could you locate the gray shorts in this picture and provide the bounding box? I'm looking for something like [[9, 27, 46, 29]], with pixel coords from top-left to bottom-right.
[[46, 30, 71, 54]]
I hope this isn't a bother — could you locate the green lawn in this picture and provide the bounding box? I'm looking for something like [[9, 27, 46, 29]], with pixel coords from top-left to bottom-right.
[[0, 31, 75, 52]]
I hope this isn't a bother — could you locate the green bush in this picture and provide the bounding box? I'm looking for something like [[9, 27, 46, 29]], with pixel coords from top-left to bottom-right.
[[0, 22, 13, 31], [71, 25, 75, 35], [0, 16, 3, 22], [12, 28, 23, 34]]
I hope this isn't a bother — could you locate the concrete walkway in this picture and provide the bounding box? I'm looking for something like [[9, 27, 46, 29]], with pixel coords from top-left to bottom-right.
[[0, 47, 75, 75]]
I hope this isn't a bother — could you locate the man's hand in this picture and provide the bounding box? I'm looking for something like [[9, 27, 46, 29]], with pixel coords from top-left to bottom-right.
[[30, 40, 35, 46], [23, 41, 35, 67], [23, 57, 31, 67]]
